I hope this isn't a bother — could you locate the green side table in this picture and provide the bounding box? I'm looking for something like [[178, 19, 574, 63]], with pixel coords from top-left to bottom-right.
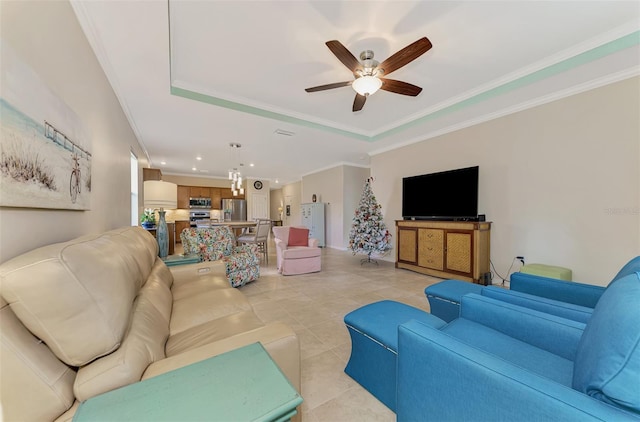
[[161, 254, 201, 267], [73, 342, 302, 421]]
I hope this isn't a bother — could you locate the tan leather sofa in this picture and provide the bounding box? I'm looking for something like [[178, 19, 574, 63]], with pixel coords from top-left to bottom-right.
[[0, 227, 300, 421]]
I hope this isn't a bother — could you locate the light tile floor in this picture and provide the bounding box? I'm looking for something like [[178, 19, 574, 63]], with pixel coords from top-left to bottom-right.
[[234, 239, 443, 421]]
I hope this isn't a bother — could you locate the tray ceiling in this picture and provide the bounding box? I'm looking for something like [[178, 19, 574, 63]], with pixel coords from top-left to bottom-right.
[[72, 1, 640, 184]]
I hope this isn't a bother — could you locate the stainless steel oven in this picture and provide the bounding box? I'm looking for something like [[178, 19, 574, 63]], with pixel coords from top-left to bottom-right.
[[189, 197, 212, 209], [189, 210, 211, 227]]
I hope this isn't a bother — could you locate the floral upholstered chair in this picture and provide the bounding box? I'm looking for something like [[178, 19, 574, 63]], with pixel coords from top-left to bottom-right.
[[180, 226, 259, 287]]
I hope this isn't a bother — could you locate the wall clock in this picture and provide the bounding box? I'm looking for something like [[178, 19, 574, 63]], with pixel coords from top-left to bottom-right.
[[253, 180, 263, 190]]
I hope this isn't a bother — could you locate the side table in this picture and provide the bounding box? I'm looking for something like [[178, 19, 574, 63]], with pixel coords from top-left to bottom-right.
[[161, 254, 201, 267], [73, 342, 302, 421]]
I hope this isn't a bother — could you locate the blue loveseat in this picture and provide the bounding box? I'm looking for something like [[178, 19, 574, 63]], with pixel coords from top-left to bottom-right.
[[396, 270, 640, 421], [481, 256, 640, 324]]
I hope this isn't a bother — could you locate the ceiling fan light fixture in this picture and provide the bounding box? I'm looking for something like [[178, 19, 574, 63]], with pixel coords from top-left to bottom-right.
[[352, 75, 382, 96]]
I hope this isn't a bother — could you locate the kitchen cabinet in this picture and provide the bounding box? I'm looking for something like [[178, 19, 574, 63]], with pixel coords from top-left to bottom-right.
[[142, 168, 162, 181], [189, 186, 210, 198], [174, 221, 190, 243], [220, 188, 244, 200], [209, 188, 221, 209], [177, 186, 190, 209], [396, 220, 491, 283], [177, 186, 226, 209]]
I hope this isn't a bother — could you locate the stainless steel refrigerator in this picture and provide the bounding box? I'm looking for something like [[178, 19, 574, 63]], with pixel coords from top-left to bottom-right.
[[221, 199, 247, 221]]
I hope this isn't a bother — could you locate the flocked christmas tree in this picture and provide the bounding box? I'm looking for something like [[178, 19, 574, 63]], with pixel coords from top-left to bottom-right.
[[348, 177, 392, 264]]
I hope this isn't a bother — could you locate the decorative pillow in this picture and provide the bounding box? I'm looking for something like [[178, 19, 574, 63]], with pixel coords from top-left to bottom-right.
[[572, 271, 640, 412], [288, 227, 309, 247]]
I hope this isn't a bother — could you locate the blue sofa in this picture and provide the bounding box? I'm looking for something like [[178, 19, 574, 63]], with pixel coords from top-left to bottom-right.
[[480, 256, 640, 323], [396, 270, 640, 421]]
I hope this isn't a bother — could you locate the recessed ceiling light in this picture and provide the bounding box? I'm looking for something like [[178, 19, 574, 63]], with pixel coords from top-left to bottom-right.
[[250, 163, 254, 167], [192, 167, 197, 171], [196, 156, 202, 161], [275, 179, 279, 184], [160, 161, 166, 165]]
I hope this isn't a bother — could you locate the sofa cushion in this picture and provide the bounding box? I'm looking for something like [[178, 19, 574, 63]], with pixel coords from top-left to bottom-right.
[[113, 226, 159, 286], [288, 227, 309, 246], [73, 275, 172, 401], [573, 272, 640, 412], [165, 311, 265, 356], [481, 286, 594, 324], [443, 319, 574, 386], [0, 299, 76, 421], [0, 228, 154, 366], [169, 289, 252, 336], [171, 275, 230, 301]]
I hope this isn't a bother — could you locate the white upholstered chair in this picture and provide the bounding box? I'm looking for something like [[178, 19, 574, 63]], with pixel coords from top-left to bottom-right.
[[272, 226, 321, 275]]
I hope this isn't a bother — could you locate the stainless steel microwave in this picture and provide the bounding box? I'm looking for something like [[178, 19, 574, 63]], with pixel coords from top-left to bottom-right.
[[189, 197, 212, 209]]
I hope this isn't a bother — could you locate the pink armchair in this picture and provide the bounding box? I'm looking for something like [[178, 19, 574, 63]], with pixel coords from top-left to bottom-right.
[[272, 226, 321, 275]]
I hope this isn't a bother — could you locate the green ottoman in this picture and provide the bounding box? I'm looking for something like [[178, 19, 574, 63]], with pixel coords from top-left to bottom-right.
[[520, 263, 572, 281]]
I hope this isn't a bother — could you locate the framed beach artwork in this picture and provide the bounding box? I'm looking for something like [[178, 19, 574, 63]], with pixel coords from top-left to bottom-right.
[[0, 40, 91, 210]]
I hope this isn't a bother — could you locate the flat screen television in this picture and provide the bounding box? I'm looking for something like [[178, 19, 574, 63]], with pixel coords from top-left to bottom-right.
[[402, 166, 479, 220]]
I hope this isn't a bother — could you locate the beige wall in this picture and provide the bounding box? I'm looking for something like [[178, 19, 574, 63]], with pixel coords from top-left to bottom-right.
[[303, 166, 341, 248], [302, 165, 370, 249], [3, 1, 636, 285], [0, 1, 147, 263], [372, 76, 640, 285], [343, 167, 372, 247], [162, 174, 231, 188], [270, 188, 284, 221]]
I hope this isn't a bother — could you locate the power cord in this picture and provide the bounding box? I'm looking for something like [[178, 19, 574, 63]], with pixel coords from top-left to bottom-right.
[[490, 260, 508, 285], [490, 256, 525, 285]]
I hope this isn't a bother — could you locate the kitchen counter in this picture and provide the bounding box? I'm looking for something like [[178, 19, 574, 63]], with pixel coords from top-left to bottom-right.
[[210, 221, 257, 228]]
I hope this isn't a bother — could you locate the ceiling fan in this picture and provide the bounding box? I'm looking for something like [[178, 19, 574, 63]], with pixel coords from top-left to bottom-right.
[[305, 37, 432, 112]]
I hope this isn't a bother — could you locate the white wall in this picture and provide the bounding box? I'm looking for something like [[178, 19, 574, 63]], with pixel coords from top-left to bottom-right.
[[372, 77, 640, 285], [281, 181, 302, 226], [0, 1, 147, 263]]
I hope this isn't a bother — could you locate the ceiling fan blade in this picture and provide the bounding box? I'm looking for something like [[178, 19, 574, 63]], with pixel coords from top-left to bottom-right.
[[326, 40, 363, 73], [378, 37, 432, 76], [305, 81, 352, 93], [380, 78, 423, 96], [353, 94, 366, 112]]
